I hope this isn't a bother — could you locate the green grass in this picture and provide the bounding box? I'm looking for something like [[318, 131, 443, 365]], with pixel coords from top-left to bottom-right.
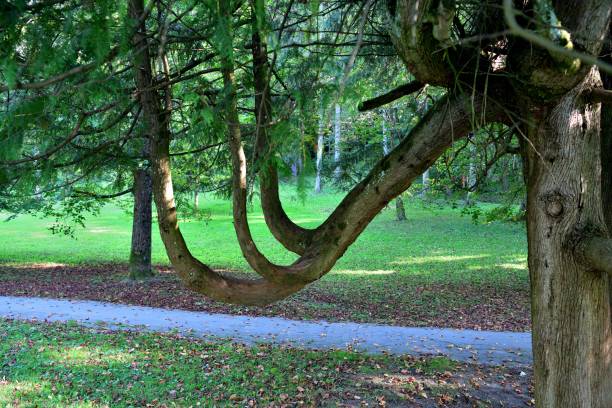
[[0, 189, 528, 287], [0, 319, 467, 407], [0, 189, 530, 329]]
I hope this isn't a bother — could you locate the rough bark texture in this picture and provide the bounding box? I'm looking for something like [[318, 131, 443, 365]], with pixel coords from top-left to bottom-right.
[[523, 68, 611, 407], [601, 46, 612, 233], [129, 168, 154, 280]]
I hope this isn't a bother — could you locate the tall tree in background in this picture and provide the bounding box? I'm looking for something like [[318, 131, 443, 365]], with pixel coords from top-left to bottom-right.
[[382, 109, 407, 221]]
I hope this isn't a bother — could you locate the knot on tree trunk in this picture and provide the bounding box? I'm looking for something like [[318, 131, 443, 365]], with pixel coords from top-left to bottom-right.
[[540, 191, 566, 218]]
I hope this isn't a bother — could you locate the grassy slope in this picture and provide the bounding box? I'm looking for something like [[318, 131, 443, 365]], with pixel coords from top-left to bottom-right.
[[0, 319, 533, 407], [0, 190, 527, 287]]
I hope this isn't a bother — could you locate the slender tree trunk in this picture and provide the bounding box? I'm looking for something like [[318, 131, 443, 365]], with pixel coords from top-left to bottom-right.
[[466, 140, 477, 204], [314, 113, 325, 193], [395, 196, 407, 221], [333, 103, 341, 178], [129, 168, 154, 280], [523, 70, 611, 408], [383, 112, 407, 221], [194, 189, 199, 211], [421, 168, 430, 195]]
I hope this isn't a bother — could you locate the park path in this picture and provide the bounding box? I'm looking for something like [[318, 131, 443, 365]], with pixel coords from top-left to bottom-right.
[[0, 296, 532, 367]]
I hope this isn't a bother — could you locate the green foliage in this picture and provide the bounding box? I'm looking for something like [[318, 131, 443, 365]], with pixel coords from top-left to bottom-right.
[[461, 203, 525, 224], [35, 195, 103, 238]]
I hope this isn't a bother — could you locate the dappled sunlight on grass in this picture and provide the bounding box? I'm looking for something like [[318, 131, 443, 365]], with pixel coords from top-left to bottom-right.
[[89, 228, 128, 235], [45, 346, 133, 366], [0, 378, 99, 407], [389, 255, 490, 266], [496, 262, 527, 271], [5, 262, 68, 270], [334, 269, 397, 276], [0, 379, 47, 403]]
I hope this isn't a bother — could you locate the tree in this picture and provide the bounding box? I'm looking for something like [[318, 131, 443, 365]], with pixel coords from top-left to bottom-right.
[[147, 2, 611, 406], [2, 1, 611, 406], [382, 109, 407, 221]]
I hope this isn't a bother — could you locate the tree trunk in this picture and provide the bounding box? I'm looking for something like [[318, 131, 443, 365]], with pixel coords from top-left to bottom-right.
[[333, 103, 341, 179], [523, 69, 611, 408], [382, 113, 407, 221], [314, 113, 324, 193], [421, 168, 430, 196], [194, 189, 199, 211], [129, 168, 154, 280], [466, 140, 477, 205], [395, 196, 407, 221]]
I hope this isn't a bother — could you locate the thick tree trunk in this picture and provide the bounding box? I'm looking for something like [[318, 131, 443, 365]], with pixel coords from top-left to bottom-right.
[[129, 168, 154, 280], [523, 69, 611, 408]]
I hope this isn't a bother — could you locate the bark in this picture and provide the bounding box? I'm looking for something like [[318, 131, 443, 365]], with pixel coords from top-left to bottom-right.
[[395, 196, 407, 221], [382, 113, 407, 221], [386, 0, 455, 86], [129, 168, 154, 280], [601, 46, 612, 234], [194, 190, 199, 211], [523, 68, 611, 408], [466, 142, 477, 204], [421, 168, 430, 195], [314, 112, 325, 194], [333, 103, 341, 179]]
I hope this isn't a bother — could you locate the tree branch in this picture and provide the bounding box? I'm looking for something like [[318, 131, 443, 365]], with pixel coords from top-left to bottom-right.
[[0, 48, 120, 93], [0, 116, 86, 166], [585, 89, 612, 104], [502, 0, 612, 74], [580, 237, 612, 275], [73, 188, 134, 199], [358, 81, 425, 112]]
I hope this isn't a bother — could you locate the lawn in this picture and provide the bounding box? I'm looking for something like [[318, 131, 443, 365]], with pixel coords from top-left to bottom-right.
[[0, 319, 533, 407], [0, 189, 531, 331]]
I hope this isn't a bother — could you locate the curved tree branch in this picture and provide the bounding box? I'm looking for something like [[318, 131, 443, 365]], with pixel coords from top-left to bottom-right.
[[148, 0, 506, 306], [250, 0, 315, 255]]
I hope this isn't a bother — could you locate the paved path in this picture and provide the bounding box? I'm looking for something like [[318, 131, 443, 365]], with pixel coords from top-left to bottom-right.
[[0, 296, 532, 367]]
